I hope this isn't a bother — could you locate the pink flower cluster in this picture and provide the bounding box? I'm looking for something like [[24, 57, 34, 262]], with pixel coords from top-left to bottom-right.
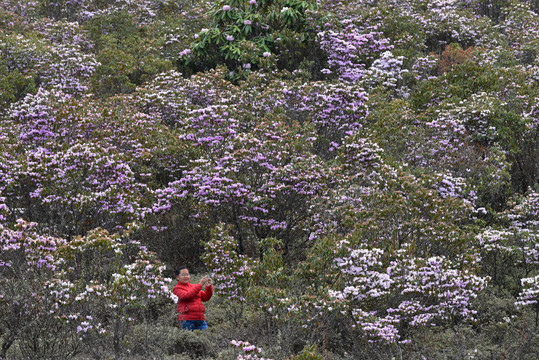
[[318, 22, 393, 82], [330, 243, 488, 343], [230, 340, 273, 360]]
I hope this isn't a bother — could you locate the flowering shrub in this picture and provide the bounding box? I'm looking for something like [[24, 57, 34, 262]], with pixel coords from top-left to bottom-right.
[[230, 340, 273, 360], [135, 68, 235, 127], [38, 0, 168, 22], [0, 220, 74, 359], [32, 18, 94, 51], [478, 227, 539, 281], [53, 229, 171, 357], [361, 51, 408, 91], [500, 1, 539, 63], [505, 191, 539, 230], [0, 222, 171, 358], [331, 243, 488, 343], [0, 33, 98, 96], [516, 275, 539, 308], [412, 55, 438, 82], [1, 84, 197, 239], [15, 142, 147, 236], [317, 23, 393, 83], [271, 80, 369, 157], [10, 87, 80, 145], [148, 95, 335, 261], [202, 223, 255, 302]]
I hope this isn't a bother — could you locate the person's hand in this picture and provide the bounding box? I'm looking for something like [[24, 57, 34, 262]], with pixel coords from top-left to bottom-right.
[[206, 278, 212, 287], [199, 276, 209, 286]]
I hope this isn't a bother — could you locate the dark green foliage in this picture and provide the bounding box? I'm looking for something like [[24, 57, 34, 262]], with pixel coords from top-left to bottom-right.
[[0, 66, 36, 113], [166, 329, 217, 358], [178, 0, 326, 80]]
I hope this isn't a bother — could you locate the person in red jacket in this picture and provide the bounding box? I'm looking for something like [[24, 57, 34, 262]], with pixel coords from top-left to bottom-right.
[[173, 265, 213, 330]]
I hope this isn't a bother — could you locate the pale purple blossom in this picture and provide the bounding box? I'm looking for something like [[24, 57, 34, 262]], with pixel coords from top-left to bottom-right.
[[179, 49, 191, 56]]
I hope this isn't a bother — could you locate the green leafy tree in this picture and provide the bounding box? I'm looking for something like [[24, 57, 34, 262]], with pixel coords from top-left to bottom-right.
[[178, 0, 325, 79]]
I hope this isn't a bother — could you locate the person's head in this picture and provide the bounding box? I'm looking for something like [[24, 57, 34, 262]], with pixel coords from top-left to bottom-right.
[[176, 265, 190, 284]]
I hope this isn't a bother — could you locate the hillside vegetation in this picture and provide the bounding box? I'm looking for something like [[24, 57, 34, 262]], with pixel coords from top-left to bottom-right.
[[2, 0, 539, 358]]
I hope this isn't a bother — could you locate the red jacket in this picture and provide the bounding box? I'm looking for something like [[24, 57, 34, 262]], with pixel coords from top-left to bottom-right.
[[172, 282, 213, 321]]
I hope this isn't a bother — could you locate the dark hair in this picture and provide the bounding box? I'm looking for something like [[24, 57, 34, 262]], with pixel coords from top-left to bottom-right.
[[175, 265, 188, 276]]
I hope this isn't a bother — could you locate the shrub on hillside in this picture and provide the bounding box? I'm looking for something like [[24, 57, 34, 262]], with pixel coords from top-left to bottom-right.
[[177, 0, 326, 79], [0, 222, 172, 359]]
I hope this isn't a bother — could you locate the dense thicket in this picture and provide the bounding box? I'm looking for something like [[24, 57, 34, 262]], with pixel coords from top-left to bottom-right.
[[2, 0, 539, 359]]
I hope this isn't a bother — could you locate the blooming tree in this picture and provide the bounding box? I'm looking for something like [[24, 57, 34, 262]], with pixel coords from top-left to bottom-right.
[[0, 221, 171, 359], [329, 243, 488, 344]]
